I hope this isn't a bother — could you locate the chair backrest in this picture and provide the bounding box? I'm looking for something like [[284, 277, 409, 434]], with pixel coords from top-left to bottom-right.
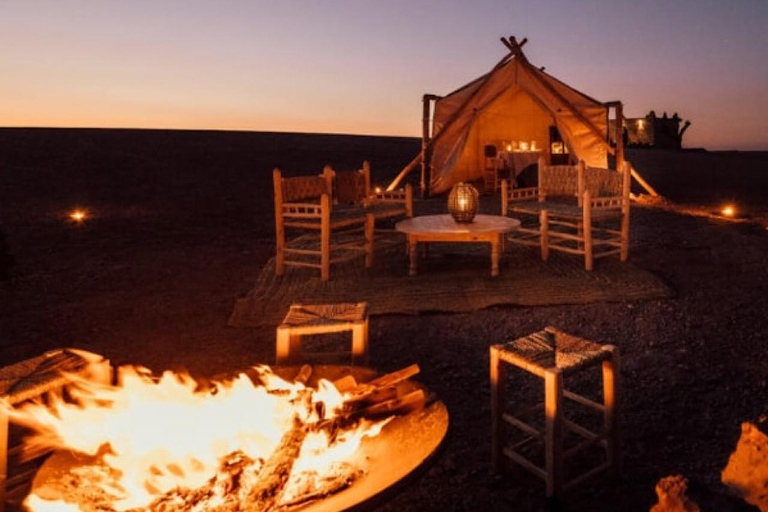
[[274, 170, 330, 203], [537, 160, 626, 203], [583, 166, 624, 198], [333, 168, 368, 204], [324, 161, 374, 205], [539, 164, 579, 198]]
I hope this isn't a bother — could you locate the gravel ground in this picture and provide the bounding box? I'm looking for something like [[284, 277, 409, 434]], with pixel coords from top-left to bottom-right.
[[1, 129, 767, 511]]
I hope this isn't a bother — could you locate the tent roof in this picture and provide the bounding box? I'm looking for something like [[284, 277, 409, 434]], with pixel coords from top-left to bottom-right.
[[426, 37, 612, 194]]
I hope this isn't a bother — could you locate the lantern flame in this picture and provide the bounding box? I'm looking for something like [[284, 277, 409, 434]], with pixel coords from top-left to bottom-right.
[[69, 209, 87, 223]]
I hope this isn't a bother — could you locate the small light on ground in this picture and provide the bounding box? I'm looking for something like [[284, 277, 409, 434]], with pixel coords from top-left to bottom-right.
[[374, 186, 383, 194], [721, 205, 736, 217], [70, 209, 87, 223]]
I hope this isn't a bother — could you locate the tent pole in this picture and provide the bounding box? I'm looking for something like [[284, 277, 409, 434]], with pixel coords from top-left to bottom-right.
[[615, 102, 625, 170], [421, 94, 436, 198], [387, 51, 513, 194], [629, 165, 660, 197], [388, 154, 421, 192]]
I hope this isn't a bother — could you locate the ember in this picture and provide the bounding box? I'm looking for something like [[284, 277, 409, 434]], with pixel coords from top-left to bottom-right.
[[6, 363, 445, 512]]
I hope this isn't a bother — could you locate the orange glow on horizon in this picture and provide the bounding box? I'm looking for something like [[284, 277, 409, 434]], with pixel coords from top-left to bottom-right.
[[721, 205, 735, 217]]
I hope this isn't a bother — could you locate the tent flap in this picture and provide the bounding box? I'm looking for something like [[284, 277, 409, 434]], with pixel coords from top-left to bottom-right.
[[430, 57, 609, 194]]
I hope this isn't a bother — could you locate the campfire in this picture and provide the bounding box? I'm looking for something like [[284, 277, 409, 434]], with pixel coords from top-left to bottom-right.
[[6, 363, 447, 512]]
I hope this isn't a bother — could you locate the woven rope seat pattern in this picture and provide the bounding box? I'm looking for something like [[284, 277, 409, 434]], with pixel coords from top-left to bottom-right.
[[0, 350, 94, 405], [282, 176, 328, 202], [281, 302, 368, 328], [584, 166, 623, 197], [539, 165, 578, 197], [496, 326, 612, 376]]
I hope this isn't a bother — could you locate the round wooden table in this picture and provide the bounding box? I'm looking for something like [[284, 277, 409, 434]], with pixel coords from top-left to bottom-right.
[[395, 214, 521, 277]]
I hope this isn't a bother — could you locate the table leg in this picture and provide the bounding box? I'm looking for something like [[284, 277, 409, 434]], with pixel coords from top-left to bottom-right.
[[491, 234, 500, 277], [408, 235, 418, 276]]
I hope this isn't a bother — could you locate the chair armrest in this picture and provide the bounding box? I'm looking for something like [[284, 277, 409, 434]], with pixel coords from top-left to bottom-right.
[[590, 195, 623, 209], [282, 200, 324, 218], [509, 187, 539, 201], [371, 189, 407, 202], [366, 184, 413, 216]]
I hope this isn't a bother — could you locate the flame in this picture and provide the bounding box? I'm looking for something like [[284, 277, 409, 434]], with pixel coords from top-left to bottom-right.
[[69, 209, 87, 222], [7, 365, 386, 511]]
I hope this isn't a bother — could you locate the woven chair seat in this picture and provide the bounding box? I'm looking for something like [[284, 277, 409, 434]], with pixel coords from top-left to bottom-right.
[[285, 204, 369, 229], [509, 199, 621, 221], [281, 302, 368, 328], [0, 349, 98, 405], [366, 201, 408, 220], [495, 326, 611, 376]]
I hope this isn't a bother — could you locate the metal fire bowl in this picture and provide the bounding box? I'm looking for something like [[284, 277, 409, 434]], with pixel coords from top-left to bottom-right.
[[32, 365, 449, 512]]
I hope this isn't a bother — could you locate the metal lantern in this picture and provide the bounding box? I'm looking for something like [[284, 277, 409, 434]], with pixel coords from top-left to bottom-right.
[[448, 182, 479, 223]]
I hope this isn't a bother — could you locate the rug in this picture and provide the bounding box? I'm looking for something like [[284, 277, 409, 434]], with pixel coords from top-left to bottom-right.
[[229, 244, 672, 327]]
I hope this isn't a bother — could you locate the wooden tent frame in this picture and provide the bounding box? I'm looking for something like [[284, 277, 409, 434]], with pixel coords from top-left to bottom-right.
[[387, 36, 658, 198]]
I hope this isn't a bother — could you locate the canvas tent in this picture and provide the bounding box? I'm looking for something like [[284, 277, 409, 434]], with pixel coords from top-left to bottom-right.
[[389, 36, 630, 196]]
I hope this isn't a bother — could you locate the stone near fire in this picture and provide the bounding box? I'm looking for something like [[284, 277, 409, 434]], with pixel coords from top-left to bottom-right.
[[722, 419, 768, 511], [649, 475, 700, 512]]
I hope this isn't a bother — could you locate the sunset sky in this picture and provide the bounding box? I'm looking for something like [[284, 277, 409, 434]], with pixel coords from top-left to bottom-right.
[[1, 0, 766, 150]]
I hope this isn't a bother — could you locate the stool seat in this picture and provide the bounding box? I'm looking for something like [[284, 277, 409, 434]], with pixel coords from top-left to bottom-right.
[[280, 302, 368, 329], [276, 302, 370, 365], [495, 327, 613, 377]]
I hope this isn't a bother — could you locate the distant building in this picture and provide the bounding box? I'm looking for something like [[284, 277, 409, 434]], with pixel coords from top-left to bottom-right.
[[609, 111, 691, 149]]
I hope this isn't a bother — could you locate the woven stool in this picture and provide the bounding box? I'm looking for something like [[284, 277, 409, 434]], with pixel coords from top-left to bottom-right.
[[276, 302, 369, 365], [490, 327, 620, 498], [1, 349, 112, 512]]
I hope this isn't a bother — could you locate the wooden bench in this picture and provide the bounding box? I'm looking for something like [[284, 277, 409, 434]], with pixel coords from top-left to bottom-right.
[[501, 158, 631, 271]]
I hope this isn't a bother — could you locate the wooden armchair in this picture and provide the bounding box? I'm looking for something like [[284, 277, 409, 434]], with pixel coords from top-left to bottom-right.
[[328, 161, 413, 246], [273, 167, 373, 281], [501, 158, 631, 271]]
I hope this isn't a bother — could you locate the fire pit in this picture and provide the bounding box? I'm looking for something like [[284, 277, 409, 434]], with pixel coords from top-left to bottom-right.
[[18, 364, 448, 512]]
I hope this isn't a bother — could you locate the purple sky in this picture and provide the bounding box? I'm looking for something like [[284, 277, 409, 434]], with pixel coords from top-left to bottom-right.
[[1, 0, 766, 150]]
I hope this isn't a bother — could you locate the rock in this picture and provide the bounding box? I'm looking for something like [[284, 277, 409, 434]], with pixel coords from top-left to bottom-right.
[[650, 475, 700, 512], [722, 419, 768, 511]]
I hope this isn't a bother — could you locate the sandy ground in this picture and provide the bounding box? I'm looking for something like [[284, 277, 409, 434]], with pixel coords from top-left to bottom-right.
[[1, 128, 768, 511]]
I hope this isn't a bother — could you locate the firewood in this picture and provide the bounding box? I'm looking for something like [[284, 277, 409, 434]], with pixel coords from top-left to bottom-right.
[[364, 364, 420, 390], [344, 364, 420, 403], [356, 389, 426, 417], [294, 364, 312, 385], [332, 374, 358, 392], [244, 417, 309, 512]]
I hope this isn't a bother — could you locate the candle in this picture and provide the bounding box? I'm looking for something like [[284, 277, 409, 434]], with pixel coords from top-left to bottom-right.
[[458, 197, 467, 210]]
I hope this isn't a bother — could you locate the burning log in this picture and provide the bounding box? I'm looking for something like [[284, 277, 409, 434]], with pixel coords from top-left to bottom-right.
[[344, 364, 421, 402], [245, 417, 309, 512]]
